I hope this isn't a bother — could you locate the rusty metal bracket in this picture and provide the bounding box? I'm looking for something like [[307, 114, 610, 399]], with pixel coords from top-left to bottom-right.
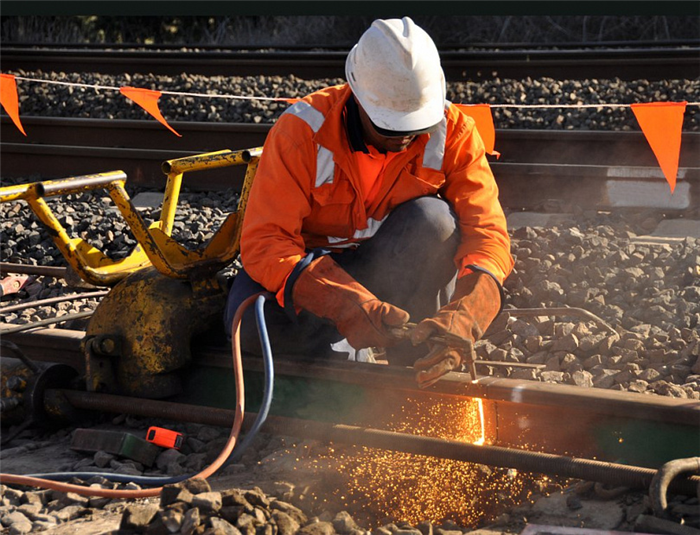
[[649, 457, 700, 519], [0, 274, 31, 297]]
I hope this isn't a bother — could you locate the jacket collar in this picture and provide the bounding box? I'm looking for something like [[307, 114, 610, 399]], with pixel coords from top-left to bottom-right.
[[345, 96, 369, 154]]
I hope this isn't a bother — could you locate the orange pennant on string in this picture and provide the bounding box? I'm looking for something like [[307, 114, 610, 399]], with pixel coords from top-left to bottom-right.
[[281, 98, 301, 104], [1, 74, 27, 136], [631, 101, 686, 193], [455, 103, 499, 158], [120, 86, 181, 137]]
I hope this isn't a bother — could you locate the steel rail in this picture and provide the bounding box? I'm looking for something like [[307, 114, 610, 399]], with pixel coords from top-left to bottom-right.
[[3, 117, 699, 168], [8, 39, 700, 52], [49, 388, 700, 496], [2, 45, 698, 80], [5, 40, 697, 51], [2, 144, 697, 209], [4, 326, 700, 426], [4, 326, 699, 471]]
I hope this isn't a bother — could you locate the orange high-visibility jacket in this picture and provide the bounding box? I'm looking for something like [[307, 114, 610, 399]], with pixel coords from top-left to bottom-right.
[[240, 84, 514, 302]]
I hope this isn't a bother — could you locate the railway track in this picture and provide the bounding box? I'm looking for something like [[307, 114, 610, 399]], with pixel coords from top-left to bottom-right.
[[2, 323, 699, 532], [2, 325, 700, 490], [1, 138, 699, 531], [2, 43, 699, 81], [2, 116, 699, 211]]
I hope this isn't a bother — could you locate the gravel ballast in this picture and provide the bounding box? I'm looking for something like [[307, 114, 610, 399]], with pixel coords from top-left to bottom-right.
[[2, 190, 698, 532], [2, 71, 699, 534]]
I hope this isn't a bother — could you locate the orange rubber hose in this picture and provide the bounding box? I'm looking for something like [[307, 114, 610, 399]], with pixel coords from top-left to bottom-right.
[[0, 292, 261, 498]]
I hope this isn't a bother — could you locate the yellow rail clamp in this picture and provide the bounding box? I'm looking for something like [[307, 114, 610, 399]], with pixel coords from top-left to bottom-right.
[[0, 172, 152, 287], [0, 148, 261, 286], [131, 147, 262, 279]]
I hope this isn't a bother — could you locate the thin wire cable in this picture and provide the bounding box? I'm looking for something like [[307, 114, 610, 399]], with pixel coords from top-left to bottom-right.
[[11, 75, 700, 109], [1, 311, 95, 335], [1, 291, 109, 315], [12, 76, 296, 102]]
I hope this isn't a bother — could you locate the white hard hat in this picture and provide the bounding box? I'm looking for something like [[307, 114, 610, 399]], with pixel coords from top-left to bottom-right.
[[345, 17, 446, 135]]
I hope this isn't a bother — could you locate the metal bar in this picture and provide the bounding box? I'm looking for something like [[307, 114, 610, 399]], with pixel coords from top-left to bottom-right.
[[4, 328, 697, 428], [161, 149, 254, 176], [0, 291, 109, 314], [503, 307, 620, 338], [218, 353, 699, 427], [4, 328, 698, 467], [0, 311, 93, 335], [0, 183, 35, 203], [159, 172, 182, 236], [51, 388, 700, 496], [36, 171, 127, 197], [23, 195, 146, 287], [0, 263, 68, 278]]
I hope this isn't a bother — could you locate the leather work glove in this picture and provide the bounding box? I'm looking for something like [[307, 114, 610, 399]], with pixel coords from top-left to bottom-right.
[[292, 255, 410, 350], [410, 269, 502, 387]]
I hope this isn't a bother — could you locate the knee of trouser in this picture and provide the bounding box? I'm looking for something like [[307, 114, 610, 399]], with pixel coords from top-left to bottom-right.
[[396, 196, 458, 246]]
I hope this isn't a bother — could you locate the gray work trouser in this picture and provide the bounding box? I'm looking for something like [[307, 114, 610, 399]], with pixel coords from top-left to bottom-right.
[[223, 196, 460, 365]]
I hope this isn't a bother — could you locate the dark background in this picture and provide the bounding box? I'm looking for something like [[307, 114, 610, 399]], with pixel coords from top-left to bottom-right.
[[3, 15, 699, 47]]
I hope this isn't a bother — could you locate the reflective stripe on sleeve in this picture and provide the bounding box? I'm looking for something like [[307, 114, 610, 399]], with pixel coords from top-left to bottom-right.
[[327, 215, 389, 246], [283, 101, 325, 133], [282, 101, 335, 187]]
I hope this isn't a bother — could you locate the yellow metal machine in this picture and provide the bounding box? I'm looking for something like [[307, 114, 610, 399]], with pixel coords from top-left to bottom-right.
[[0, 148, 262, 398]]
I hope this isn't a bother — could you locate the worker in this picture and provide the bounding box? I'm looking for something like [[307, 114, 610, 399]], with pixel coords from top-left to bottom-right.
[[224, 17, 514, 387]]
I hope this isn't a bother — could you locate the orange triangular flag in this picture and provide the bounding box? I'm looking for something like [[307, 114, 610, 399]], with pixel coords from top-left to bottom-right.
[[281, 98, 301, 104], [455, 103, 499, 158], [120, 86, 181, 137], [1, 74, 27, 136], [631, 101, 686, 193]]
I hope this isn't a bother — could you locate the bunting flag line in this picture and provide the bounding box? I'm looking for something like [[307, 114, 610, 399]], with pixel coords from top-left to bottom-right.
[[2, 73, 698, 193], [0, 74, 27, 136], [631, 101, 687, 193], [120, 86, 181, 137], [456, 103, 500, 158]]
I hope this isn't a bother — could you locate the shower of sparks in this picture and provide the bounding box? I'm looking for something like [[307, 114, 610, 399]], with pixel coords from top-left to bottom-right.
[[292, 397, 543, 528]]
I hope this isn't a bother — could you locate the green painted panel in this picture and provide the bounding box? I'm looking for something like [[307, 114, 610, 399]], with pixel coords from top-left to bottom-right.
[[175, 366, 368, 424], [595, 420, 700, 468], [175, 364, 700, 469]]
